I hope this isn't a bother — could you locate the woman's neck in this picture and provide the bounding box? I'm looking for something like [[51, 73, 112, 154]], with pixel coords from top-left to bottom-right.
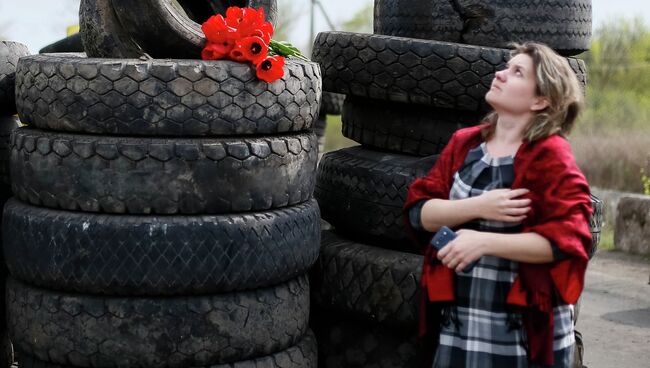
[[493, 113, 529, 145], [486, 113, 529, 157]]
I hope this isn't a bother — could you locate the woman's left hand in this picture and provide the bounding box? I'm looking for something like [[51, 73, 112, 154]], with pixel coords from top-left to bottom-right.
[[437, 229, 489, 273]]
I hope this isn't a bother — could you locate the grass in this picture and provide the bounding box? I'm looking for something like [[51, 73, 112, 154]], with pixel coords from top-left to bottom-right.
[[598, 228, 615, 251], [322, 114, 357, 153], [569, 128, 650, 194], [569, 82, 650, 194]]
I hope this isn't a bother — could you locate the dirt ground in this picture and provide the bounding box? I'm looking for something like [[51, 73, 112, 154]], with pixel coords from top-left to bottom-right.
[[578, 250, 650, 367]]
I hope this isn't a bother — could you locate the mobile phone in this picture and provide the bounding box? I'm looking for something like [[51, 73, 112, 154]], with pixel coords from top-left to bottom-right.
[[431, 226, 456, 251], [430, 226, 478, 273]]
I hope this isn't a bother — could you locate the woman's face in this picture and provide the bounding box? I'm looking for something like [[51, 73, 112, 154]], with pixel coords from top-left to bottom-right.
[[485, 53, 547, 115]]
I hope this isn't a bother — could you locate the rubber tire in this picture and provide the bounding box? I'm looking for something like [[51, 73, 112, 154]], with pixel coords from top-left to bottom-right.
[[10, 128, 317, 214], [342, 96, 482, 156], [39, 34, 84, 54], [311, 230, 422, 328], [79, 0, 143, 58], [0, 116, 19, 187], [573, 296, 581, 325], [315, 146, 437, 249], [16, 54, 321, 136], [1, 331, 12, 368], [109, 0, 277, 59], [16, 330, 317, 368], [311, 310, 420, 368], [589, 193, 602, 259], [373, 0, 592, 56], [0, 41, 30, 116], [313, 114, 326, 161], [573, 330, 585, 368], [319, 92, 344, 116], [7, 276, 310, 367], [312, 31, 587, 112], [3, 198, 320, 295]]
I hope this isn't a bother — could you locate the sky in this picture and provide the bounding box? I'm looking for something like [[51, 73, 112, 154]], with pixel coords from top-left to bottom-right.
[[1, 0, 650, 54]]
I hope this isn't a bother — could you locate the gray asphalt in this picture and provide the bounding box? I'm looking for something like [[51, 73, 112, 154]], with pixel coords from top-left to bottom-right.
[[578, 250, 650, 367]]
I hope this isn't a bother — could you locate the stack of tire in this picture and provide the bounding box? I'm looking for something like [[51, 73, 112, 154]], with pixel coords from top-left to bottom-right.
[[3, 1, 323, 367], [310, 1, 601, 367], [0, 40, 30, 368], [314, 92, 344, 160]]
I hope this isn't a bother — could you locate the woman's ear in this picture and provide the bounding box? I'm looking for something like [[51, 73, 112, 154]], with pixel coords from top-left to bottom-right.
[[531, 96, 550, 112]]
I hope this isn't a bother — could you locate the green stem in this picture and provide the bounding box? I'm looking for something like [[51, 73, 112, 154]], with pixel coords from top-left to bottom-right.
[[269, 39, 310, 61]]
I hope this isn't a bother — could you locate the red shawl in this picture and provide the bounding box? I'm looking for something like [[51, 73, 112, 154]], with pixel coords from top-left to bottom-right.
[[404, 124, 592, 366]]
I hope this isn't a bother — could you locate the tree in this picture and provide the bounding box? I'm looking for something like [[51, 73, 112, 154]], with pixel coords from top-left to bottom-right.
[[582, 17, 650, 93], [577, 16, 650, 132]]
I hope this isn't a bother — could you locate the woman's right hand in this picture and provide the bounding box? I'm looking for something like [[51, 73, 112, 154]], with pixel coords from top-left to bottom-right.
[[476, 188, 531, 223]]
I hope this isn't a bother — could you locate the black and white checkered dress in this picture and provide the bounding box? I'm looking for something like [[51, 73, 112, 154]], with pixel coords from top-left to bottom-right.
[[410, 142, 575, 368]]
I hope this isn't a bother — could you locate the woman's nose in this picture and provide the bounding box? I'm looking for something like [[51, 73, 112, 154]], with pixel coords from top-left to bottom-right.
[[495, 69, 507, 81]]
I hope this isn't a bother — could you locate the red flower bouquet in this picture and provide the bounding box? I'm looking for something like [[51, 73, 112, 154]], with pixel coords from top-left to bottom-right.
[[201, 6, 308, 83]]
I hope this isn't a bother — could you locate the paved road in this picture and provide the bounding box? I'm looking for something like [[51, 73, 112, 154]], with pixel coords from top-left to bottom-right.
[[578, 250, 650, 367]]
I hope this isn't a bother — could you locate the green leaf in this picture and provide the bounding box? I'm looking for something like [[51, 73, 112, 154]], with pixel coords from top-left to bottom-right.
[[269, 39, 310, 61]]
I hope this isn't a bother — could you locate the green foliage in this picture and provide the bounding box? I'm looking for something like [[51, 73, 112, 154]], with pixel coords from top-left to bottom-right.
[[641, 168, 650, 195], [599, 228, 615, 251], [576, 16, 650, 133], [323, 114, 356, 153], [268, 40, 309, 61], [571, 16, 650, 193], [582, 17, 650, 92]]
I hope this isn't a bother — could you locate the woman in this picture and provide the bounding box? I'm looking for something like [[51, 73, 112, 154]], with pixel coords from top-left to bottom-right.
[[403, 42, 593, 368]]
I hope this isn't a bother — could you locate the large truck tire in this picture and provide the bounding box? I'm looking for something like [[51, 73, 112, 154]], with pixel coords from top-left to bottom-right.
[[0, 41, 30, 115], [374, 0, 592, 56], [16, 54, 321, 136], [109, 0, 278, 59], [8, 276, 310, 367], [79, 0, 143, 58], [316, 146, 436, 249], [17, 331, 317, 368], [10, 128, 317, 214], [4, 198, 320, 295], [312, 32, 586, 112]]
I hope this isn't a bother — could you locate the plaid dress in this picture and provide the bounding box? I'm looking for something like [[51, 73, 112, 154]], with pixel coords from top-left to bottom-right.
[[410, 142, 574, 368]]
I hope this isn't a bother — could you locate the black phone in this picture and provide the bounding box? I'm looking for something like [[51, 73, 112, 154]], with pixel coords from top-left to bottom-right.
[[430, 226, 478, 273]]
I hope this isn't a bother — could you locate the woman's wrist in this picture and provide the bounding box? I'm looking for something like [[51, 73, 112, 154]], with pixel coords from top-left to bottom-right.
[[476, 232, 554, 263], [467, 196, 485, 220], [480, 231, 498, 256]]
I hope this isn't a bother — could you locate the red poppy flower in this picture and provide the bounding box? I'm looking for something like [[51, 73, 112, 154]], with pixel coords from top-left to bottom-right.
[[202, 14, 233, 43], [249, 21, 273, 44], [228, 7, 269, 39], [225, 6, 264, 29], [228, 48, 248, 62], [202, 41, 234, 60], [256, 55, 285, 83], [233, 36, 268, 64], [225, 6, 244, 27]]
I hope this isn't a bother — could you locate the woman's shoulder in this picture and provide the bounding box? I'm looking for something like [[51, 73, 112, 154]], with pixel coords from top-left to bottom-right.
[[526, 134, 575, 162], [521, 134, 584, 178]]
